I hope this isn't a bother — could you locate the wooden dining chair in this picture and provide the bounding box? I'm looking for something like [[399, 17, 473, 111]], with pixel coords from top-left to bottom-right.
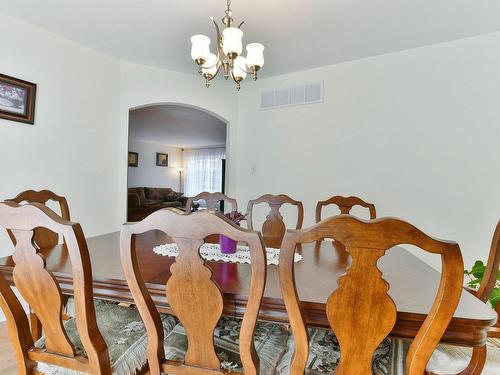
[[246, 194, 304, 248], [121, 208, 289, 375], [0, 202, 161, 375], [279, 215, 464, 374], [315, 195, 376, 222], [185, 191, 238, 213], [432, 220, 500, 375], [315, 195, 376, 255], [5, 189, 71, 249], [185, 192, 239, 243], [5, 189, 71, 341]]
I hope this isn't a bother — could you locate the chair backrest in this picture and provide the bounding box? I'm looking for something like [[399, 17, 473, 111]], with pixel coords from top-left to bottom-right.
[[476, 220, 500, 317], [185, 192, 238, 213], [120, 209, 267, 375], [6, 189, 71, 249], [246, 194, 304, 248], [0, 202, 110, 375], [315, 195, 376, 222], [279, 215, 463, 375]]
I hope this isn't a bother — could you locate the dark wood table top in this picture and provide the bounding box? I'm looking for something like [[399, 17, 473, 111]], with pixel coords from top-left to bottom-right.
[[0, 231, 496, 347]]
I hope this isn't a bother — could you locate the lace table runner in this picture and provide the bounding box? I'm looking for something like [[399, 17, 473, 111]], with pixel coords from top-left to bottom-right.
[[153, 243, 303, 265]]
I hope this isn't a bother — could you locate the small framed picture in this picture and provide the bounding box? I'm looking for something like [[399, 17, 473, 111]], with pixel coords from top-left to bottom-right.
[[0, 74, 37, 124], [128, 152, 139, 167], [156, 152, 168, 167]]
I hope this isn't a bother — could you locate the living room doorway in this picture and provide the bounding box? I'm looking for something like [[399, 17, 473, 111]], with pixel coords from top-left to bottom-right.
[[127, 103, 228, 221]]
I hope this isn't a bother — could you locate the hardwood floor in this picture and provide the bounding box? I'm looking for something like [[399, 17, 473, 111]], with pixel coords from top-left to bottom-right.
[[0, 322, 17, 375]]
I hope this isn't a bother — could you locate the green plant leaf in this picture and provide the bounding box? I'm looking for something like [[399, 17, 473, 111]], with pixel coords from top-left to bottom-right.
[[489, 288, 500, 309], [473, 260, 485, 268], [471, 264, 486, 278]]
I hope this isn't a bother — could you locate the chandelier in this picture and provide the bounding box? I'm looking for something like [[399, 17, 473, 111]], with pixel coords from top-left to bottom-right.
[[190, 0, 265, 90]]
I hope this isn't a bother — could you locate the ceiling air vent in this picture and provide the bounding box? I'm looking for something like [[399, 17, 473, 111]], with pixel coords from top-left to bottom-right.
[[260, 81, 323, 110]]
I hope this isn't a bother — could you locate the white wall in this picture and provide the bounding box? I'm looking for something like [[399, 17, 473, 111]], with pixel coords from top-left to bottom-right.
[[118, 62, 238, 222], [235, 32, 500, 270], [0, 12, 238, 323], [0, 12, 121, 258], [128, 139, 183, 190], [1, 8, 500, 280], [0, 15, 239, 260]]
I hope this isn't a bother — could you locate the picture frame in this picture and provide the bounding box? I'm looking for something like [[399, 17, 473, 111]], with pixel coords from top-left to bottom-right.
[[128, 152, 139, 167], [0, 73, 37, 124], [156, 152, 168, 167]]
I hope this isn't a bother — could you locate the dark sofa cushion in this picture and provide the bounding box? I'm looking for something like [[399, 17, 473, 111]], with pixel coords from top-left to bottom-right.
[[128, 193, 141, 208], [128, 187, 186, 221], [165, 191, 184, 202], [145, 187, 173, 201], [128, 187, 147, 205]]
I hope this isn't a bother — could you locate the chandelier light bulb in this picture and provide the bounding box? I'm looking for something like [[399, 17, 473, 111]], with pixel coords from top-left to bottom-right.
[[190, 34, 211, 63], [202, 53, 218, 78], [232, 56, 247, 80], [222, 27, 243, 58], [246, 43, 265, 69]]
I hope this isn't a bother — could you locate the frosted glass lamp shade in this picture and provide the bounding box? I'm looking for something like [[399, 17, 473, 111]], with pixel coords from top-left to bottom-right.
[[222, 27, 243, 56], [190, 34, 211, 61], [232, 56, 247, 80], [246, 43, 265, 68], [201, 53, 218, 77]]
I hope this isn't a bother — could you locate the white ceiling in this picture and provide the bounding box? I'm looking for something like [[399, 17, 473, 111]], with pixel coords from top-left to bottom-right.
[[129, 105, 227, 148], [1, 0, 500, 77]]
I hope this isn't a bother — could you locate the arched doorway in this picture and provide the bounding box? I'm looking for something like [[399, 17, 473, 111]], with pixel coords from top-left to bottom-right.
[[126, 103, 229, 221]]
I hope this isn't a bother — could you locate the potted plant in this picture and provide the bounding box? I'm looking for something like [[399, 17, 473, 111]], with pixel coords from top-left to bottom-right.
[[220, 211, 247, 254], [464, 260, 500, 308]]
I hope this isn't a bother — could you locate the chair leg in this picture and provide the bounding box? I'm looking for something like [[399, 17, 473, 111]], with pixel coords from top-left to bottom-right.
[[427, 345, 487, 375]]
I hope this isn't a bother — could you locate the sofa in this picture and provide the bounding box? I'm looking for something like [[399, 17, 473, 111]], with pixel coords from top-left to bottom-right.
[[127, 187, 189, 222]]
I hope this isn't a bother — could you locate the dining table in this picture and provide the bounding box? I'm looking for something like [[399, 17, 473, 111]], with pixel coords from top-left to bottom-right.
[[0, 230, 496, 348]]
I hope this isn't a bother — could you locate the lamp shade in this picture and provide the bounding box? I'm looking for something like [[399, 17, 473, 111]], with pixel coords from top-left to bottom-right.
[[246, 43, 265, 68], [177, 167, 185, 172], [202, 53, 218, 77], [190, 34, 211, 61], [222, 27, 243, 56], [232, 56, 247, 80]]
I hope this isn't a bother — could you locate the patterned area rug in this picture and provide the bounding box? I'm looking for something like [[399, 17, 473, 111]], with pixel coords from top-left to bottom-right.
[[35, 300, 178, 375], [163, 316, 290, 373], [277, 332, 500, 375], [37, 298, 500, 374], [277, 327, 401, 374]]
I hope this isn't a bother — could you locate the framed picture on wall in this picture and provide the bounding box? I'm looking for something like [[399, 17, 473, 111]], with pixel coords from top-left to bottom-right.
[[128, 152, 139, 167], [156, 152, 168, 167], [0, 73, 37, 124]]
